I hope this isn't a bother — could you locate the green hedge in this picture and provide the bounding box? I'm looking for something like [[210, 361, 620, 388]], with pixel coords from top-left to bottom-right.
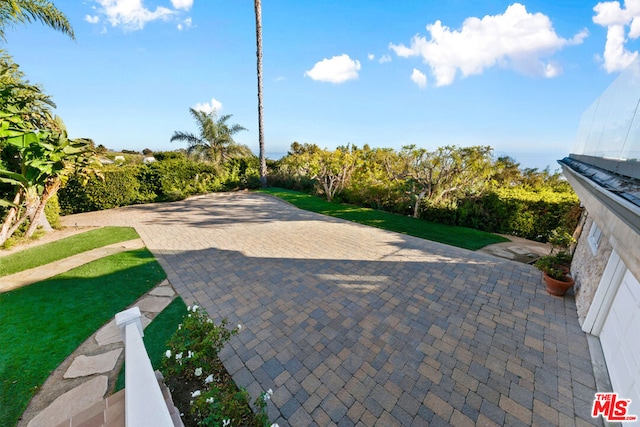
[[419, 187, 581, 242], [59, 165, 148, 214], [58, 157, 260, 215]]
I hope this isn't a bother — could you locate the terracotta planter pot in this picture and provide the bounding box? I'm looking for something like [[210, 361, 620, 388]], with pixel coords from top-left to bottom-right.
[[543, 272, 575, 296]]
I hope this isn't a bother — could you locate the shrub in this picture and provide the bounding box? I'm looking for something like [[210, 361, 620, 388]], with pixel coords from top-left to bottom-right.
[[144, 159, 225, 201], [153, 150, 187, 161], [161, 306, 272, 427], [59, 165, 150, 214], [223, 157, 261, 190], [44, 194, 61, 229], [419, 187, 580, 242]]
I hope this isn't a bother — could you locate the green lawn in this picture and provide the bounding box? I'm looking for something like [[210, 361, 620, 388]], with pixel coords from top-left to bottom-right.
[[0, 226, 140, 277], [257, 188, 509, 251], [115, 297, 188, 391], [0, 248, 166, 427]]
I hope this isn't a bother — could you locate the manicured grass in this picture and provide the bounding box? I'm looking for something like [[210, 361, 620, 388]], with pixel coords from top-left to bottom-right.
[[0, 248, 166, 427], [115, 297, 188, 391], [0, 226, 140, 277], [257, 187, 509, 250]]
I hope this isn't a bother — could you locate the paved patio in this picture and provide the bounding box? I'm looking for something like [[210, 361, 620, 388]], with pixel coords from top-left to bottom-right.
[[62, 192, 599, 426]]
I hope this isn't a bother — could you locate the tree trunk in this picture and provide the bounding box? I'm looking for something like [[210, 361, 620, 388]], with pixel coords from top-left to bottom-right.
[[255, 0, 268, 187], [0, 194, 37, 246], [25, 180, 61, 238], [413, 189, 427, 218], [0, 192, 22, 246]]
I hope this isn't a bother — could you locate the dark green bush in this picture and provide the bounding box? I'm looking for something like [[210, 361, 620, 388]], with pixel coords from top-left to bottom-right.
[[419, 187, 580, 242], [153, 151, 187, 161], [59, 157, 260, 215], [59, 164, 150, 214]]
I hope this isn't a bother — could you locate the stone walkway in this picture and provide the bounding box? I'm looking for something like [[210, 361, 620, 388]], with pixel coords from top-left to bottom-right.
[[59, 192, 599, 426], [16, 278, 179, 427]]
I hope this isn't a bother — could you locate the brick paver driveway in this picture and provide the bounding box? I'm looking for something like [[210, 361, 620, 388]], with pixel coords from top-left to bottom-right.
[[63, 192, 598, 426]]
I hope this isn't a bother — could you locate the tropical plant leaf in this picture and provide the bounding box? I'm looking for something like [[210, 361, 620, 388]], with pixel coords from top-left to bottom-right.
[[0, 198, 17, 207]]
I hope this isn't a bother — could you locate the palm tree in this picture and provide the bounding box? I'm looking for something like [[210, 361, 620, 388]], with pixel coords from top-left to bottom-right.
[[171, 108, 251, 164], [0, 0, 74, 40], [254, 0, 267, 187]]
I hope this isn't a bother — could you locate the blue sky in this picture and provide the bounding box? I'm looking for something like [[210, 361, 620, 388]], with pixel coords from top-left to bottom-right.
[[5, 0, 640, 170]]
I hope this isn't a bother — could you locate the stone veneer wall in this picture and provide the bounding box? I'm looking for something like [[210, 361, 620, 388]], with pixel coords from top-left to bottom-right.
[[572, 215, 612, 325]]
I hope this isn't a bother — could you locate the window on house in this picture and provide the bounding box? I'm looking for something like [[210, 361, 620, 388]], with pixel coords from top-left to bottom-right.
[[588, 221, 602, 255]]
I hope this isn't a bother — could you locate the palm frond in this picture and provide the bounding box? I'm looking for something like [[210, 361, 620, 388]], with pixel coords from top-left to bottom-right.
[[0, 0, 74, 40], [170, 131, 201, 146]]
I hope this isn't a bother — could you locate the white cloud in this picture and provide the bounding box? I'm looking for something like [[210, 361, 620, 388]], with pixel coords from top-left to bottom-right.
[[193, 98, 223, 115], [411, 68, 427, 88], [305, 54, 361, 83], [379, 54, 392, 64], [389, 3, 586, 86], [89, 0, 194, 31], [593, 0, 640, 72], [368, 53, 375, 61], [85, 15, 100, 24], [171, 0, 193, 10], [177, 16, 192, 30]]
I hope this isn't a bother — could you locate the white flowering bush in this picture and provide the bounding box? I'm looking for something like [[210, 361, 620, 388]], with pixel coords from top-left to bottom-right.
[[161, 305, 272, 426]]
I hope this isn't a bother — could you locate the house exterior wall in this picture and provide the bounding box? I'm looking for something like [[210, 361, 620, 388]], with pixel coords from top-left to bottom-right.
[[563, 168, 640, 325], [571, 215, 613, 325]]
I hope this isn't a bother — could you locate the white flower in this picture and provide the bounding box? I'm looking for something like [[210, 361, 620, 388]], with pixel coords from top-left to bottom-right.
[[191, 390, 201, 398], [188, 350, 194, 358], [263, 388, 273, 402], [205, 374, 214, 384], [192, 305, 199, 312], [206, 397, 214, 403], [165, 350, 171, 358], [178, 324, 182, 330], [187, 305, 191, 311], [175, 352, 183, 360], [270, 424, 280, 427], [207, 319, 213, 323], [223, 419, 231, 427], [237, 324, 242, 331], [195, 367, 203, 376]]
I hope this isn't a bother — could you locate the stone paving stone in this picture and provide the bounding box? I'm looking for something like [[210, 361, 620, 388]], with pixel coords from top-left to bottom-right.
[[136, 295, 172, 313], [63, 349, 122, 378], [27, 376, 108, 427], [62, 192, 600, 426], [94, 315, 150, 346], [149, 285, 175, 297]]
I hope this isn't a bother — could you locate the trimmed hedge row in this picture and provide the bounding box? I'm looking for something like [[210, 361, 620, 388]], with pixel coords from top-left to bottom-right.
[[419, 187, 581, 241], [59, 157, 260, 215]]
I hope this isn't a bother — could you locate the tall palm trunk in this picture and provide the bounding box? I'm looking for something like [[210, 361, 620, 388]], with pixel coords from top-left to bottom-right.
[[255, 0, 267, 187]]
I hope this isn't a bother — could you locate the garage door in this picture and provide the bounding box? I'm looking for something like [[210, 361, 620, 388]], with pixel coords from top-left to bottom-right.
[[600, 269, 640, 418]]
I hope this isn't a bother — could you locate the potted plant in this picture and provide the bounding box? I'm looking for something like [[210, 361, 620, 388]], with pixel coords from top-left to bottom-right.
[[534, 254, 575, 296], [533, 227, 576, 296]]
